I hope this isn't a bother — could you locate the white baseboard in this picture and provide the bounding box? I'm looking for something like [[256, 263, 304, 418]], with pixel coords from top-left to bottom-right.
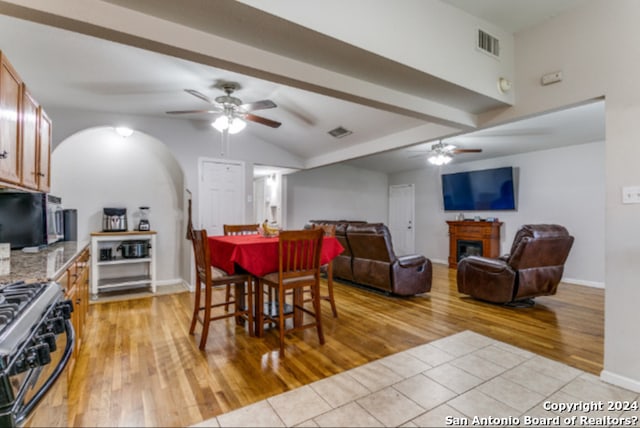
[[430, 260, 605, 289], [562, 277, 605, 288], [600, 370, 640, 393], [156, 278, 189, 289]]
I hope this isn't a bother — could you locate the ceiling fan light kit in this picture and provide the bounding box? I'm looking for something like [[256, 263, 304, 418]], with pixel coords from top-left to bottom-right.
[[211, 115, 246, 134], [428, 153, 453, 165], [421, 140, 483, 166], [167, 83, 281, 135]]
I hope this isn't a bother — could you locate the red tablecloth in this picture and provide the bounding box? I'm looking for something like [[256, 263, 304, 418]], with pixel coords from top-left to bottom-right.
[[208, 234, 344, 277]]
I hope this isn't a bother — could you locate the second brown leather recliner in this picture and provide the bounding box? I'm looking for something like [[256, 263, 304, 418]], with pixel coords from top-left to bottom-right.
[[347, 223, 432, 296], [457, 224, 574, 306]]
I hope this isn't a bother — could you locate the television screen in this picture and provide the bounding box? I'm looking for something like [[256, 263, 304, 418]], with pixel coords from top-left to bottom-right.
[[441, 166, 516, 211]]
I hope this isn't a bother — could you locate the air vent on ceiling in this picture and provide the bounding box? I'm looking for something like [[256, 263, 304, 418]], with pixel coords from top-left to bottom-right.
[[477, 29, 500, 58], [328, 126, 352, 139]]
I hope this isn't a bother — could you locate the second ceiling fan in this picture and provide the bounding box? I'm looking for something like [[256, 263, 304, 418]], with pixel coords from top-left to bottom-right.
[[410, 140, 483, 165], [166, 83, 282, 132]]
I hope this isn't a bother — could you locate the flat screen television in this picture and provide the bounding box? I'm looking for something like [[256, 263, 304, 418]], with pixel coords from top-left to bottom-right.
[[441, 166, 516, 211]]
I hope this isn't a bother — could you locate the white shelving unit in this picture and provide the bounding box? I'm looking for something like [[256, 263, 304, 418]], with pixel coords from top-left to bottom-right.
[[90, 231, 157, 299]]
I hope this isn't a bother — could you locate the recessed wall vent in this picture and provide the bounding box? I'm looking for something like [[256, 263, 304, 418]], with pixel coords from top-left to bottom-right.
[[477, 29, 500, 58], [328, 126, 352, 138]]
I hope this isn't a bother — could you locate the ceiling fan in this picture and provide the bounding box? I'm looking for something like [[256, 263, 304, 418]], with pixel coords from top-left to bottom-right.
[[166, 83, 282, 132], [410, 141, 483, 165]]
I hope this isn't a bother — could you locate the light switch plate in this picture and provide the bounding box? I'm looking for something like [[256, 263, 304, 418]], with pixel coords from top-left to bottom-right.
[[622, 186, 640, 204]]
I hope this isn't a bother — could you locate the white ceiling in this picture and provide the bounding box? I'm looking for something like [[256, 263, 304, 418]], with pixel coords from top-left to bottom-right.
[[0, 1, 602, 174], [442, 0, 587, 34]]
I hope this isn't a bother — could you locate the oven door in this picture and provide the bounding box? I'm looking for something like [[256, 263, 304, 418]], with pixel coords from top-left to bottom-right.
[[11, 319, 74, 428]]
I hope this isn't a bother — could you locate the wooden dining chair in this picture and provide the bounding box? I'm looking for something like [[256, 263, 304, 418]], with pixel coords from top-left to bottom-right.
[[257, 228, 325, 356], [223, 224, 260, 236], [312, 224, 338, 317], [189, 229, 253, 350], [222, 224, 260, 310]]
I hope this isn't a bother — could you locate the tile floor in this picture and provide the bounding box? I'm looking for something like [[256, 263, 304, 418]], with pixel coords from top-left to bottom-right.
[[191, 331, 640, 427]]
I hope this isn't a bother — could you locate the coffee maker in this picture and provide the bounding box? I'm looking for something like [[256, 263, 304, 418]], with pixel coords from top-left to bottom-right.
[[102, 207, 127, 232]]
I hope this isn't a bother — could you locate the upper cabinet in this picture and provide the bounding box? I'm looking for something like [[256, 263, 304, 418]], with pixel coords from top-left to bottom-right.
[[0, 51, 51, 192], [38, 107, 51, 192], [0, 51, 23, 186], [21, 85, 39, 189]]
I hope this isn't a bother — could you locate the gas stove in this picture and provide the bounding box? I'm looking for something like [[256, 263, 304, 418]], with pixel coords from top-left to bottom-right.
[[0, 281, 73, 427]]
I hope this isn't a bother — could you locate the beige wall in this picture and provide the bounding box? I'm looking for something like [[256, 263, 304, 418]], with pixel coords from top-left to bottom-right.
[[477, 0, 640, 391]]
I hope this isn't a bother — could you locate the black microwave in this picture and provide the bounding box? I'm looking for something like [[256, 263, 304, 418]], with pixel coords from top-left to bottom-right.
[[0, 192, 64, 249]]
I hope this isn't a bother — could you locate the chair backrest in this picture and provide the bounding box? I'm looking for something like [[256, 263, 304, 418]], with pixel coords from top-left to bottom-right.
[[277, 229, 324, 280], [191, 229, 211, 283], [507, 224, 574, 270], [223, 224, 260, 236]]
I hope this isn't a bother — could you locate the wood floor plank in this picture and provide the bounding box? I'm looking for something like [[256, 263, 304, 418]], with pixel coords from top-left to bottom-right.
[[30, 263, 603, 427]]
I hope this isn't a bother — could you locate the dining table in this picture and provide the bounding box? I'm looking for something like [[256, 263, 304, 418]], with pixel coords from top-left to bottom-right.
[[208, 233, 345, 336], [208, 233, 344, 277]]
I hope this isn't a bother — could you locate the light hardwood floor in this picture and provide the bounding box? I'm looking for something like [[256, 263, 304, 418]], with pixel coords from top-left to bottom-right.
[[61, 263, 603, 427]]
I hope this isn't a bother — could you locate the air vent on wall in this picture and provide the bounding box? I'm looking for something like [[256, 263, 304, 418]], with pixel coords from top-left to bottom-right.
[[328, 126, 352, 138], [477, 29, 500, 58]]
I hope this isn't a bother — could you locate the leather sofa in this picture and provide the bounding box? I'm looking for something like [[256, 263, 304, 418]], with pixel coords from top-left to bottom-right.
[[457, 224, 574, 305], [308, 220, 432, 296]]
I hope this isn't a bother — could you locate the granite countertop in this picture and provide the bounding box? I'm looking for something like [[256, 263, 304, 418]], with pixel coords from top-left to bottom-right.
[[0, 240, 90, 284]]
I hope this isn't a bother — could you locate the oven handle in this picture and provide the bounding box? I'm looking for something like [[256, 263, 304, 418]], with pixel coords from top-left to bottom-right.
[[13, 319, 75, 426]]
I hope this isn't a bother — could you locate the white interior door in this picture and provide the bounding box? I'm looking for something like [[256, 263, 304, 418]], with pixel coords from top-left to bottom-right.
[[254, 176, 267, 224], [389, 184, 415, 255], [199, 159, 244, 235]]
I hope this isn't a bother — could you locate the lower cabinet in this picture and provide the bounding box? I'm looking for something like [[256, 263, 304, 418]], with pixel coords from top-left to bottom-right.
[[57, 245, 90, 380]]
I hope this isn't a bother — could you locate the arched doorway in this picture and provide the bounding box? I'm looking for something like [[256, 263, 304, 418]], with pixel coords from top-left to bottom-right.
[[50, 126, 188, 288]]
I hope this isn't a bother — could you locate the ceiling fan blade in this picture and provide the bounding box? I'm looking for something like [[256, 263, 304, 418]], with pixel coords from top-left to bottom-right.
[[185, 89, 215, 104], [452, 148, 483, 154], [245, 113, 282, 128], [166, 109, 221, 115], [240, 99, 277, 111]]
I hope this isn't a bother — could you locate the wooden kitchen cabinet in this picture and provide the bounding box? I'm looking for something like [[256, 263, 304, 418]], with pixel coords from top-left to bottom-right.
[[20, 85, 51, 191], [57, 246, 91, 380], [0, 51, 23, 186], [0, 50, 52, 191], [37, 107, 52, 192], [21, 85, 39, 189]]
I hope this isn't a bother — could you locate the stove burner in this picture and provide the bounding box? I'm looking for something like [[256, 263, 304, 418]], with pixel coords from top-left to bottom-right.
[[0, 282, 46, 336]]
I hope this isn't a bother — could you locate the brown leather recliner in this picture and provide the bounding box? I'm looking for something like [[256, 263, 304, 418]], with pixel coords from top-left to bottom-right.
[[457, 224, 574, 305], [347, 223, 432, 296]]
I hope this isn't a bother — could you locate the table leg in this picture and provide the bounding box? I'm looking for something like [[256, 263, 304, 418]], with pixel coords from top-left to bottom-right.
[[235, 282, 245, 327]]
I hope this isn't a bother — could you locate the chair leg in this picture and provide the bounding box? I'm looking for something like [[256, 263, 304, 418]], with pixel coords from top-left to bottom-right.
[[189, 278, 201, 335], [326, 262, 338, 317], [199, 282, 212, 350], [278, 285, 286, 357], [224, 284, 231, 311], [313, 281, 325, 345]]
